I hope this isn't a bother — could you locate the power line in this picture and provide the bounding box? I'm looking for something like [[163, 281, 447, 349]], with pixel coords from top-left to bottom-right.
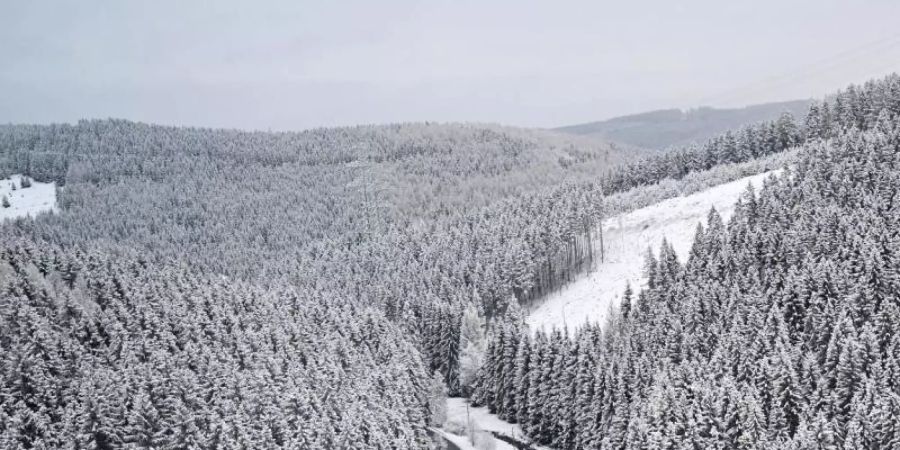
[[693, 32, 900, 106]]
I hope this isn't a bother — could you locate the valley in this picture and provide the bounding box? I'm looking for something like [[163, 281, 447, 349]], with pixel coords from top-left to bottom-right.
[[1, 57, 899, 447]]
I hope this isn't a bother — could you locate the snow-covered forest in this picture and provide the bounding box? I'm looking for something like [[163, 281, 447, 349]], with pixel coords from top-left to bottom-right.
[[473, 76, 900, 448], [0, 122, 623, 447], [1, 66, 900, 449]]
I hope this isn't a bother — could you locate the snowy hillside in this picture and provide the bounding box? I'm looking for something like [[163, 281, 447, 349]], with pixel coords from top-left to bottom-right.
[[0, 175, 58, 222], [527, 169, 781, 333]]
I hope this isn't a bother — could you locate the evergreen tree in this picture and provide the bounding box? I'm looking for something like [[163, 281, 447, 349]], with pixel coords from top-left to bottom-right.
[[620, 282, 633, 321], [458, 304, 487, 397]]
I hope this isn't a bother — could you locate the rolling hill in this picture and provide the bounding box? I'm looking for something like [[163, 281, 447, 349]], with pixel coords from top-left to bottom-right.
[[555, 99, 811, 150]]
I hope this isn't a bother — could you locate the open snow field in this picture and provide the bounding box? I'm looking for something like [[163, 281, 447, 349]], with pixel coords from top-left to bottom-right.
[[0, 175, 58, 222], [526, 169, 781, 333]]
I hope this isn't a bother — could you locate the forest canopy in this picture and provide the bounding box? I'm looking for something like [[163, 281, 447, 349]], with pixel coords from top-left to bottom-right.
[[1, 73, 899, 448]]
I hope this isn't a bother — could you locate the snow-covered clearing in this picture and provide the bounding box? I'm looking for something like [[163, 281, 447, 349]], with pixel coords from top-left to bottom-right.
[[444, 397, 552, 450], [443, 171, 783, 450], [0, 175, 58, 222], [527, 169, 781, 333]]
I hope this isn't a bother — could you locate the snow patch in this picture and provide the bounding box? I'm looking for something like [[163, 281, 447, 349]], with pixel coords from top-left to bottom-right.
[[527, 170, 781, 333], [0, 174, 58, 222]]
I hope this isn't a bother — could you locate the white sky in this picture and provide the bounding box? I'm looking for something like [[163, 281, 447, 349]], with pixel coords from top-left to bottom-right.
[[2, 0, 900, 130]]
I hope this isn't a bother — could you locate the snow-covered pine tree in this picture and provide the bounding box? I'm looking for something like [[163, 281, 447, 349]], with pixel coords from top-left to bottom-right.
[[458, 304, 487, 397], [620, 282, 633, 321]]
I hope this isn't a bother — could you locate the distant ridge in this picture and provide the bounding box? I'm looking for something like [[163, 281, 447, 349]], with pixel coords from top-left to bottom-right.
[[556, 99, 811, 150]]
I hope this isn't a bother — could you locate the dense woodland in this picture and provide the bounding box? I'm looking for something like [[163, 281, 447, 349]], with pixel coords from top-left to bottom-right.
[[0, 122, 617, 303], [1, 73, 899, 448], [602, 76, 900, 196], [0, 122, 619, 446], [600, 111, 800, 195], [473, 76, 900, 448], [0, 243, 438, 448]]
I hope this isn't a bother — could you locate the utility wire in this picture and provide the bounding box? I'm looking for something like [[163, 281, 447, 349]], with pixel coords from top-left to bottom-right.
[[693, 32, 900, 106]]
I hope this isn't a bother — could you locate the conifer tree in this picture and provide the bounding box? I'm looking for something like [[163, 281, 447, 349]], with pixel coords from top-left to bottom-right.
[[620, 282, 633, 321]]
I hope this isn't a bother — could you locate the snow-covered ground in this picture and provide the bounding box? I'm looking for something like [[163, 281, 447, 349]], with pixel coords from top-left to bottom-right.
[[443, 171, 782, 449], [527, 170, 781, 333], [0, 175, 58, 222], [433, 427, 481, 450], [3, 169, 776, 446], [443, 397, 553, 450]]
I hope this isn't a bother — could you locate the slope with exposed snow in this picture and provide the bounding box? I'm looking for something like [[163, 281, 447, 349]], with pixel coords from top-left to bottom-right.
[[442, 169, 785, 450], [526, 169, 781, 333], [0, 174, 58, 222]]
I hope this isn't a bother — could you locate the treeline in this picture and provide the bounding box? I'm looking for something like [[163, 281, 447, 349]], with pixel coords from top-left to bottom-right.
[[472, 318, 602, 448], [390, 181, 604, 393], [472, 108, 900, 446], [0, 239, 442, 449], [600, 113, 800, 194], [600, 74, 900, 196]]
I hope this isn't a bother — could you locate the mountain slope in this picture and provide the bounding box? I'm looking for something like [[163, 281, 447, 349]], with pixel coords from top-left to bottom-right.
[[527, 169, 780, 333], [556, 99, 811, 150], [471, 74, 900, 449], [0, 120, 627, 282]]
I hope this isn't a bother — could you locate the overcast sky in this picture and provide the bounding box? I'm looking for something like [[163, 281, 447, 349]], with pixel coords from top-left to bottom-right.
[[2, 0, 900, 130]]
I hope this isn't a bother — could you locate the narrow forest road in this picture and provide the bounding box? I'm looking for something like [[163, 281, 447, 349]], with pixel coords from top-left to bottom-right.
[[442, 398, 553, 450], [430, 428, 464, 450]]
